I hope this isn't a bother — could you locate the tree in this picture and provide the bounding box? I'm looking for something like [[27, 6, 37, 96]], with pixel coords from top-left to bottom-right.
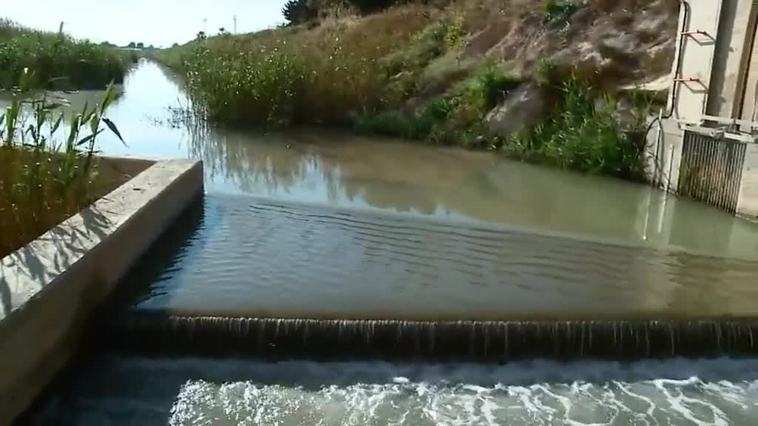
[[348, 0, 402, 13], [196, 31, 207, 40], [282, 0, 315, 25], [136, 42, 144, 49], [127, 42, 136, 48], [172, 42, 180, 48]]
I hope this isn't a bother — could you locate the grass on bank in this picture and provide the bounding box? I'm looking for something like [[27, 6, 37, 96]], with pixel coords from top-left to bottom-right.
[[0, 18, 134, 90], [156, 0, 652, 179], [0, 70, 127, 258]]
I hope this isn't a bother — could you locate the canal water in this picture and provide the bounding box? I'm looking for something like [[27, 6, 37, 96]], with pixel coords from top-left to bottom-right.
[[20, 60, 758, 423]]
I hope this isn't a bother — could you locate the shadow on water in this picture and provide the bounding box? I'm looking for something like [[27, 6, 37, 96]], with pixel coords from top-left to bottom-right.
[[101, 196, 206, 313]]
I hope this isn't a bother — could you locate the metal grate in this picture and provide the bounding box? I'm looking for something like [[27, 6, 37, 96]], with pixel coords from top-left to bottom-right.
[[678, 131, 747, 212]]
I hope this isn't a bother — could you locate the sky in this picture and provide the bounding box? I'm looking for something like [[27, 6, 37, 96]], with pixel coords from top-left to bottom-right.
[[3, 0, 289, 47]]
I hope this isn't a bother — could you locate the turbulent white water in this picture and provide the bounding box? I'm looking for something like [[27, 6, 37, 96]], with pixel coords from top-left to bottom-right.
[[33, 357, 758, 425]]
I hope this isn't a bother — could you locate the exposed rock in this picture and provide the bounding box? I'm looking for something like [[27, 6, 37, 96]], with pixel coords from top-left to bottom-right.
[[485, 83, 547, 138], [461, 0, 680, 88], [615, 97, 638, 129], [598, 32, 640, 60]]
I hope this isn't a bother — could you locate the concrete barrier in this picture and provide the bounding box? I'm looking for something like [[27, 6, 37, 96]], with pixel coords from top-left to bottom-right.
[[0, 158, 203, 423]]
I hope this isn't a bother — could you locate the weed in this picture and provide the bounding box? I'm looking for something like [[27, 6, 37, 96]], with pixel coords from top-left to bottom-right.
[[534, 57, 557, 87], [444, 16, 466, 51]]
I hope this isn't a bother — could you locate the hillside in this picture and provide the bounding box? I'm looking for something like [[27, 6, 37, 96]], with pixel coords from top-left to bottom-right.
[[156, 0, 680, 180]]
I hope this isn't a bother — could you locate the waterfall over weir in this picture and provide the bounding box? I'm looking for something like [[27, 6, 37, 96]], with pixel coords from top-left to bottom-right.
[[107, 313, 758, 360]]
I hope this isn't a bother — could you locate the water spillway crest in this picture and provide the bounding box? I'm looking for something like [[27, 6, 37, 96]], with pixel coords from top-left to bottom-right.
[[108, 313, 758, 361]]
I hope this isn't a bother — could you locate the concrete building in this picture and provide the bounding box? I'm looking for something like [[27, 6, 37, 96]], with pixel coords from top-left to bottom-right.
[[649, 0, 758, 218]]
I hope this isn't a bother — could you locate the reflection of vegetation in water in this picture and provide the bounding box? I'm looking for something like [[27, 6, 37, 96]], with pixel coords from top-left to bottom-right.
[[171, 107, 654, 228], [179, 112, 313, 194], [164, 100, 758, 259]]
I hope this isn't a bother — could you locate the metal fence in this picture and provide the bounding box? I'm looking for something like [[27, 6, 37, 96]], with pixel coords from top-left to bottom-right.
[[677, 131, 747, 213]]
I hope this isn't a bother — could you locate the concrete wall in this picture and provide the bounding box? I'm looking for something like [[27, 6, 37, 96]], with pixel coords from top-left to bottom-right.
[[645, 118, 685, 192], [737, 143, 758, 217], [0, 159, 203, 423], [707, 0, 756, 118], [670, 0, 725, 123]]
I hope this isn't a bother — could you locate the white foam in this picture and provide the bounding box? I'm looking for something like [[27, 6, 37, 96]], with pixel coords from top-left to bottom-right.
[[33, 357, 758, 425]]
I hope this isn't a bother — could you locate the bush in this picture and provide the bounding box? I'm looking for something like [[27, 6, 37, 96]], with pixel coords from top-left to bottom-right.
[[505, 79, 646, 180], [357, 64, 519, 146], [542, 0, 583, 27], [283, 0, 317, 25], [283, 0, 407, 25]]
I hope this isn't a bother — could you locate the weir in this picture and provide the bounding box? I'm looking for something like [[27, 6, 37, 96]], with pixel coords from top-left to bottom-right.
[[106, 313, 758, 361], [97, 194, 758, 362]]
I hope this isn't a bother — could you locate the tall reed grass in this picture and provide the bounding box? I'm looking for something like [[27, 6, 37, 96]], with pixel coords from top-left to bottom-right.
[[0, 69, 125, 257], [177, 7, 430, 127], [0, 18, 131, 90]]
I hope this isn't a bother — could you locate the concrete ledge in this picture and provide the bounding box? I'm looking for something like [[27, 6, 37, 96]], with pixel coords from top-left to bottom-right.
[[737, 143, 758, 218], [0, 158, 203, 422]]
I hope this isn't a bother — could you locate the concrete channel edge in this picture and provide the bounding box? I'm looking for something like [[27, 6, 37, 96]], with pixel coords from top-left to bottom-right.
[[0, 158, 204, 423]]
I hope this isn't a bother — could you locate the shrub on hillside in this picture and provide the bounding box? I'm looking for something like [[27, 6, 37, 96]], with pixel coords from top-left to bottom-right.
[[506, 79, 647, 179]]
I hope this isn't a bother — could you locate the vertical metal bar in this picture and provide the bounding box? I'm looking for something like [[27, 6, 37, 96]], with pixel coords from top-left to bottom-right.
[[697, 136, 713, 204], [722, 141, 731, 210], [735, 142, 748, 212], [677, 131, 692, 197], [654, 110, 663, 188], [712, 138, 722, 209], [668, 144, 675, 193], [727, 141, 736, 212]]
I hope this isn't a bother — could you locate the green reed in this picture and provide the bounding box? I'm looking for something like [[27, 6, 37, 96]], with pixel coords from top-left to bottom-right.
[[0, 18, 131, 90], [0, 69, 124, 257]]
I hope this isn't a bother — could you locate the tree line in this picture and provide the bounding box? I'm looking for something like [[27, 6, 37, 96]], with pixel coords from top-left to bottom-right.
[[282, 0, 406, 25]]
